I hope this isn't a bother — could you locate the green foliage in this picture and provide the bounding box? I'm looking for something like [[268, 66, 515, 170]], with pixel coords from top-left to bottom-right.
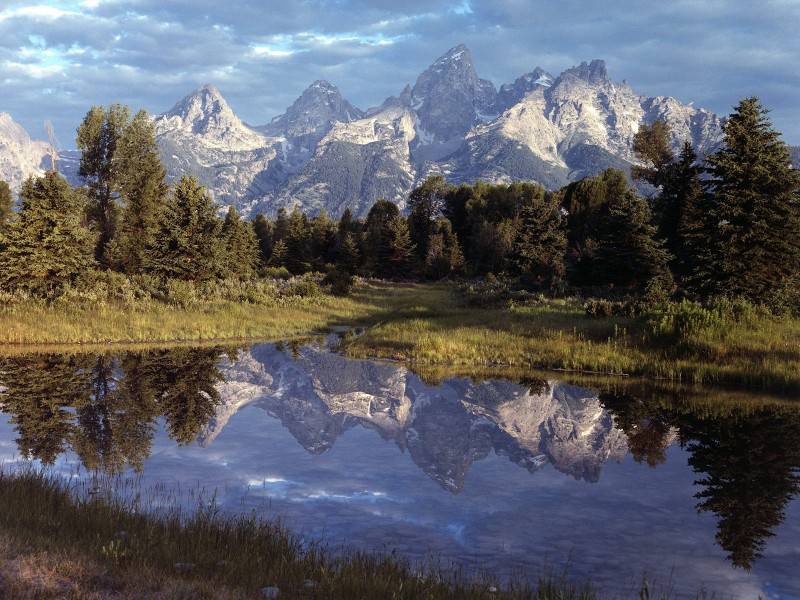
[[0, 179, 12, 233], [631, 120, 674, 188], [408, 175, 448, 261], [322, 268, 355, 296], [337, 231, 360, 274], [107, 109, 168, 273], [380, 215, 415, 278], [688, 97, 800, 307], [563, 169, 672, 294], [253, 213, 273, 265], [77, 104, 130, 265], [222, 206, 259, 278], [511, 188, 566, 289], [0, 173, 94, 295], [424, 218, 465, 279], [144, 176, 224, 282]]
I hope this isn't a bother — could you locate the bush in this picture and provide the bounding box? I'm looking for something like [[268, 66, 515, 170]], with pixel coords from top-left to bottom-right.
[[164, 279, 200, 308], [648, 299, 724, 344], [322, 269, 355, 296], [261, 266, 292, 280], [584, 299, 617, 318], [282, 276, 322, 298]]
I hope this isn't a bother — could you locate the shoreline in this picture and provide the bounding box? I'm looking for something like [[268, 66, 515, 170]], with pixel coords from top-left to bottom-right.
[[1, 282, 798, 394]]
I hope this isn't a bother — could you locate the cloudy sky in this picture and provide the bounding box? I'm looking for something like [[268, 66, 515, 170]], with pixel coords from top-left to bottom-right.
[[1, 0, 798, 145]]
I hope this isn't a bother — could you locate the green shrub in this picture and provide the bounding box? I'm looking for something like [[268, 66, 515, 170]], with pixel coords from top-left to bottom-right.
[[648, 300, 724, 344], [164, 279, 199, 308], [322, 269, 355, 296]]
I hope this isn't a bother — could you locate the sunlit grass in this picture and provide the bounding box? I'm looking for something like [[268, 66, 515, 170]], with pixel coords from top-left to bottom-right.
[[344, 284, 800, 393]]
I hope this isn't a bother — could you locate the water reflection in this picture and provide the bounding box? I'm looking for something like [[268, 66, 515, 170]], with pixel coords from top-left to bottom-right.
[[1, 341, 799, 587], [601, 390, 800, 570]]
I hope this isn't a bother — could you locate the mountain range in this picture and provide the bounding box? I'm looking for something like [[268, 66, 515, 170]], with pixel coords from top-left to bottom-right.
[[201, 342, 644, 492], [3, 44, 797, 218]]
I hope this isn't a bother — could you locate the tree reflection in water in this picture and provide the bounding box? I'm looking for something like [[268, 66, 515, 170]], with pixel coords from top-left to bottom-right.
[[601, 389, 800, 569], [0, 347, 798, 571], [0, 347, 227, 473]]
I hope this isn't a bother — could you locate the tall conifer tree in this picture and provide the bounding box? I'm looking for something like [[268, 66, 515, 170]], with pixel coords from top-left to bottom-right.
[[144, 176, 224, 281], [0, 173, 94, 294]]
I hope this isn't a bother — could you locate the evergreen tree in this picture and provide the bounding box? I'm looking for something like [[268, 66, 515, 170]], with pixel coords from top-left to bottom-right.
[[222, 206, 259, 278], [285, 208, 312, 274], [253, 213, 273, 266], [667, 142, 705, 283], [273, 208, 290, 242], [106, 110, 168, 273], [144, 176, 224, 281], [268, 238, 288, 267], [424, 219, 465, 279], [511, 189, 566, 289], [338, 232, 361, 274], [0, 173, 94, 295], [593, 172, 673, 292], [381, 216, 415, 278], [695, 98, 800, 306], [408, 175, 448, 262], [76, 104, 130, 265], [363, 200, 400, 275], [310, 209, 337, 267], [631, 120, 675, 188], [0, 180, 12, 233]]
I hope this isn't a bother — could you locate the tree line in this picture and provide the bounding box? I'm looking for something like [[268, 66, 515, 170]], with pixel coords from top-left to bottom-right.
[[0, 97, 797, 310]]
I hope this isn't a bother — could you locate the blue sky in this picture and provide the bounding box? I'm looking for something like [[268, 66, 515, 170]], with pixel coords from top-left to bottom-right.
[[1, 0, 798, 145]]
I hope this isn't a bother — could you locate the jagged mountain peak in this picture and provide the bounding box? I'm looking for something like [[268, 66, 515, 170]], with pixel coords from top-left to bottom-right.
[[561, 59, 609, 84], [410, 42, 497, 142], [497, 67, 555, 111], [264, 79, 363, 140], [161, 83, 249, 137]]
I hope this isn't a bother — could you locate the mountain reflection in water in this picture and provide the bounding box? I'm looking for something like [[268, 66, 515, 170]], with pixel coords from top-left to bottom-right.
[[0, 340, 799, 598]]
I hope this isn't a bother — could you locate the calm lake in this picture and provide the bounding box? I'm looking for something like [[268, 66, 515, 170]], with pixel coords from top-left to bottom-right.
[[0, 338, 798, 599]]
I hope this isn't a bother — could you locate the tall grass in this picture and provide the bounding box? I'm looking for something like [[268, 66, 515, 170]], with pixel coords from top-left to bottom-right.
[[344, 284, 800, 393], [0, 469, 597, 600]]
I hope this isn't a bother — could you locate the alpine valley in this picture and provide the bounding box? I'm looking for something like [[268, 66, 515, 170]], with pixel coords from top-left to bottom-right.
[[0, 43, 754, 218]]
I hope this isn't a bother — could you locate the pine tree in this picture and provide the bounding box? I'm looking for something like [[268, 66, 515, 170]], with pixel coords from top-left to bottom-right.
[[363, 200, 400, 275], [253, 214, 273, 265], [408, 175, 447, 262], [268, 238, 288, 267], [593, 174, 673, 293], [0, 173, 94, 295], [695, 97, 800, 306], [424, 219, 465, 279], [511, 189, 566, 289], [381, 216, 415, 278], [285, 208, 312, 274], [310, 209, 337, 267], [0, 180, 12, 233], [76, 104, 130, 265], [106, 110, 168, 273], [144, 176, 224, 282], [222, 206, 260, 278], [338, 232, 360, 274], [631, 120, 675, 188]]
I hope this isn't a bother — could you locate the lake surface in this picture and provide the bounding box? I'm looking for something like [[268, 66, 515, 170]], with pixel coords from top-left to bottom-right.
[[0, 339, 798, 599]]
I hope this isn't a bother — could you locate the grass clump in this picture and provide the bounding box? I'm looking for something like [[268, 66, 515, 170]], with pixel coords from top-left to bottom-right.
[[0, 469, 597, 600]]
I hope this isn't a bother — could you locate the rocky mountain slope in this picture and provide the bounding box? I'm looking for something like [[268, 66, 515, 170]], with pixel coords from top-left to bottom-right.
[[0, 113, 50, 192], [201, 344, 635, 492], [3, 45, 730, 217], [149, 45, 724, 218]]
